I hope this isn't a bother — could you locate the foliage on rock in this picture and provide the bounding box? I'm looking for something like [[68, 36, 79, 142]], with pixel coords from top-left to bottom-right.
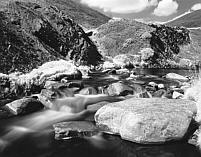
[[149, 24, 191, 67]]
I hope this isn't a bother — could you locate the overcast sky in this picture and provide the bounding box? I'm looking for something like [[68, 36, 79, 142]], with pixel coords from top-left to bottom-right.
[[74, 0, 201, 23]]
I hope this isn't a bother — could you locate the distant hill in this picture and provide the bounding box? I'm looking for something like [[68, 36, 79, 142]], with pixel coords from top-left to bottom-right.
[[0, 0, 110, 29], [93, 19, 154, 57], [167, 9, 201, 28]]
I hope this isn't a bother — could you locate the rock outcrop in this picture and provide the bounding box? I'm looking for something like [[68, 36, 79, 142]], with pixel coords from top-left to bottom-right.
[[95, 98, 197, 144]]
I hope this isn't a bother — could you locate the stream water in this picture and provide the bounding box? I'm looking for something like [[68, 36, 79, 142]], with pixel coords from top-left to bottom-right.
[[0, 68, 200, 157]]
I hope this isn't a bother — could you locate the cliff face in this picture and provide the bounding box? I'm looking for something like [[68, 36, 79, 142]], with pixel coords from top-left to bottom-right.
[[93, 19, 192, 68], [0, 1, 102, 74]]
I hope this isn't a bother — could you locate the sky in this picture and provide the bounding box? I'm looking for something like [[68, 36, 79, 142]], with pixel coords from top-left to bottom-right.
[[74, 0, 201, 23]]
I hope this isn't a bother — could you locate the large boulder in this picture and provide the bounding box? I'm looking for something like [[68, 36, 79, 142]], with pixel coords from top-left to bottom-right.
[[95, 98, 196, 144]]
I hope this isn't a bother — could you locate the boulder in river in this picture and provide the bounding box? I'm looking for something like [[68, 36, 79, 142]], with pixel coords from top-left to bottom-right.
[[4, 98, 44, 116], [95, 98, 197, 144], [107, 82, 134, 96]]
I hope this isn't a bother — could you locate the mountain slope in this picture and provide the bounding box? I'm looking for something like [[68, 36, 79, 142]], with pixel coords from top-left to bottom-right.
[[167, 9, 201, 28], [0, 1, 102, 74], [0, 0, 110, 29]]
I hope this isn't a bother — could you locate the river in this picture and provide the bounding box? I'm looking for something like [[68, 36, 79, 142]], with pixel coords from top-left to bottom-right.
[[0, 68, 200, 157]]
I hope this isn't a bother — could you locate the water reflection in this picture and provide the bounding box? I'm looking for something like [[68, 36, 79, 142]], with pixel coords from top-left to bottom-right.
[[1, 130, 200, 157]]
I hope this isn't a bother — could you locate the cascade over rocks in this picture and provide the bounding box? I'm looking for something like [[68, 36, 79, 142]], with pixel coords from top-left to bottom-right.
[[95, 98, 197, 144]]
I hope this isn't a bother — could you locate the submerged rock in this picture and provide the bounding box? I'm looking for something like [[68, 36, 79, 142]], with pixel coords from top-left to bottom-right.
[[53, 121, 99, 140], [95, 98, 196, 144]]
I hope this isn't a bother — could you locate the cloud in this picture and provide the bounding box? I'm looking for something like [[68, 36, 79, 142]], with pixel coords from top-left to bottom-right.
[[153, 0, 179, 16], [191, 3, 201, 11], [81, 0, 158, 14]]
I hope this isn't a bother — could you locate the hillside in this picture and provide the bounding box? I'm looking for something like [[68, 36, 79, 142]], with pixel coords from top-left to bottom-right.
[[93, 19, 154, 56], [0, 0, 110, 29], [93, 19, 194, 68], [167, 9, 201, 28], [0, 1, 103, 74]]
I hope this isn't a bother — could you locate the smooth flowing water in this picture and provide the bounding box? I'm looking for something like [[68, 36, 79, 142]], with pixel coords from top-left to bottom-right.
[[0, 68, 200, 157]]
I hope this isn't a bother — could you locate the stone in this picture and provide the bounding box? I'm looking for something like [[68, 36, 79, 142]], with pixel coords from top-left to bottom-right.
[[42, 82, 74, 96], [102, 61, 116, 70], [129, 83, 145, 95], [158, 84, 165, 89], [116, 69, 130, 75], [166, 73, 188, 82], [95, 98, 196, 144], [172, 91, 184, 99], [138, 91, 152, 98], [53, 121, 99, 140], [107, 82, 133, 96], [188, 126, 201, 146], [66, 81, 84, 90], [79, 87, 98, 95], [148, 82, 157, 87], [152, 89, 167, 98], [4, 98, 44, 115]]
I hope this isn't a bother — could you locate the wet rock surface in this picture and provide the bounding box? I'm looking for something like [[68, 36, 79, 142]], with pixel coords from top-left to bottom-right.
[[53, 121, 99, 140], [4, 98, 44, 116]]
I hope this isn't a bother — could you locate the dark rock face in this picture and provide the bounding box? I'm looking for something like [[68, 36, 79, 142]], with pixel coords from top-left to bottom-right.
[[149, 24, 190, 67], [0, 1, 102, 74]]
